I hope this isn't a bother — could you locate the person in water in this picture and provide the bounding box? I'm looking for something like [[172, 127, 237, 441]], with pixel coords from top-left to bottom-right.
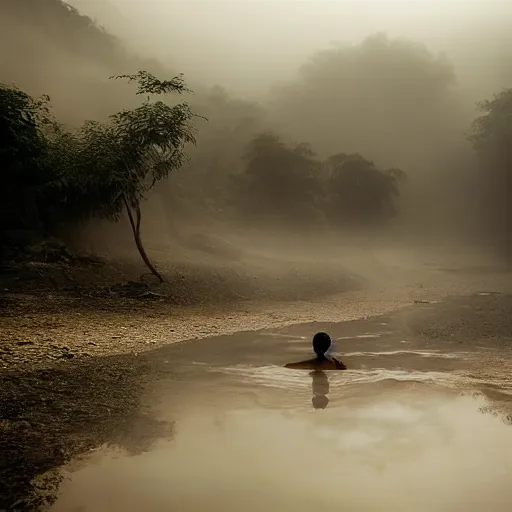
[[285, 332, 347, 370]]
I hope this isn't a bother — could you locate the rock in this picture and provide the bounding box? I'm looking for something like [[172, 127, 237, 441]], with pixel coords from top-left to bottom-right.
[[17, 341, 34, 346], [17, 420, 31, 430], [26, 239, 73, 263], [107, 281, 150, 298], [60, 352, 75, 359]]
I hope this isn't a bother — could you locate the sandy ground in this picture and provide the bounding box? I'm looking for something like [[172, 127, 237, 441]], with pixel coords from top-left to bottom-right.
[[2, 260, 511, 371], [1, 247, 511, 510]]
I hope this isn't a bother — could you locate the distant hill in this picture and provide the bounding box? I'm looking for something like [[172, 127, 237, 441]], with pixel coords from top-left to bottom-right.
[[0, 0, 166, 123], [66, 0, 146, 50]]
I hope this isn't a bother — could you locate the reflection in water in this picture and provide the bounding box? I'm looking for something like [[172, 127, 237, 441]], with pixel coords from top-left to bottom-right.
[[51, 390, 512, 512], [49, 307, 512, 512], [311, 370, 330, 409]]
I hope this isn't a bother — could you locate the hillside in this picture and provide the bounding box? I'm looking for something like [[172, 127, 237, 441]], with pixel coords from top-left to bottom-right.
[[0, 0, 165, 123]]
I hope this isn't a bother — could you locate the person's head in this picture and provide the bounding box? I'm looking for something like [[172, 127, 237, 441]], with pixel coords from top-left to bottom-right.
[[313, 332, 331, 358]]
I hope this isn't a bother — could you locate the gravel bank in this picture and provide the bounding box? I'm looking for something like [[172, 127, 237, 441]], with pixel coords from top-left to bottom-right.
[[2, 262, 511, 371]]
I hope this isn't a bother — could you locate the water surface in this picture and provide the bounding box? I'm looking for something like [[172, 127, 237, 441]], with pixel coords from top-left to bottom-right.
[[51, 298, 512, 512]]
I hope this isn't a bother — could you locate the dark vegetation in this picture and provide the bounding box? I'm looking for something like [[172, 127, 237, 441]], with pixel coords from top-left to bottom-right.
[[468, 90, 512, 265], [0, 1, 511, 510], [0, 1, 413, 283], [0, 72, 407, 279], [0, 0, 511, 280], [0, 72, 199, 282], [232, 134, 406, 227]]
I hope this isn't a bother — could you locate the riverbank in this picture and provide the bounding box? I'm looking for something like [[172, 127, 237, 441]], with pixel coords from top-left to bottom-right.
[[2, 287, 512, 511], [1, 241, 511, 509], [2, 256, 511, 371]]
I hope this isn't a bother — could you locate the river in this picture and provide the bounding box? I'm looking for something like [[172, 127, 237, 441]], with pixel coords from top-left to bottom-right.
[[50, 293, 512, 512]]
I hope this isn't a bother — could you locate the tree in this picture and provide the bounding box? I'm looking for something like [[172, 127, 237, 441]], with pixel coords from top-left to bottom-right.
[[270, 34, 463, 169], [233, 133, 322, 225], [46, 71, 201, 282], [325, 153, 406, 225], [468, 89, 512, 263], [159, 85, 266, 223], [231, 133, 407, 229], [0, 84, 53, 253]]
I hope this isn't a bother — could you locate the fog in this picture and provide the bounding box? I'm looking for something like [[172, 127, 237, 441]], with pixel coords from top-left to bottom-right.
[[4, 5, 512, 509], [71, 0, 512, 97], [2, 0, 511, 286]]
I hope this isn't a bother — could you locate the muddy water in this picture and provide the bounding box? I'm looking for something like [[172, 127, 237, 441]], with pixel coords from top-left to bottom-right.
[[51, 299, 512, 512]]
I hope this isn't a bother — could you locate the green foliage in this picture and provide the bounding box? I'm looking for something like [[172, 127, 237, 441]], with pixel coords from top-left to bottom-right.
[[469, 89, 512, 157], [161, 86, 265, 220], [233, 133, 406, 227], [233, 133, 322, 224], [326, 153, 405, 224], [1, 64, 408, 266], [0, 72, 200, 269], [468, 89, 512, 262], [0, 84, 53, 240], [43, 120, 124, 222], [112, 71, 190, 96], [0, 84, 49, 177], [42, 71, 200, 218], [106, 72, 198, 207]]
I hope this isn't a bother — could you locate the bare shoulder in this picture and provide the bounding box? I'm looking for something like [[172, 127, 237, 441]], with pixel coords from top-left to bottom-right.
[[331, 357, 347, 370], [285, 358, 347, 370], [285, 359, 317, 370]]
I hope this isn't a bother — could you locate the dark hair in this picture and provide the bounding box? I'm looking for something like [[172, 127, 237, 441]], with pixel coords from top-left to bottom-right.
[[313, 332, 331, 357]]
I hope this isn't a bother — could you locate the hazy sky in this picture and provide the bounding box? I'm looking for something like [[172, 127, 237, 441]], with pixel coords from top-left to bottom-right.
[[72, 0, 511, 96]]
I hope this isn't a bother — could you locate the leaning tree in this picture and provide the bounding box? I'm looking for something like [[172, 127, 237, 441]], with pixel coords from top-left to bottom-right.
[[46, 71, 202, 282]]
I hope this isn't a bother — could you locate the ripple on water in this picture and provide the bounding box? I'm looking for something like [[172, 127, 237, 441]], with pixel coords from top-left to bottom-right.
[[343, 350, 469, 359], [50, 315, 512, 511]]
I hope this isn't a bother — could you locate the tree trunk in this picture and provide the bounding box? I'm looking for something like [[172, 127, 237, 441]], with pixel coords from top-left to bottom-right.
[[123, 196, 165, 283]]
